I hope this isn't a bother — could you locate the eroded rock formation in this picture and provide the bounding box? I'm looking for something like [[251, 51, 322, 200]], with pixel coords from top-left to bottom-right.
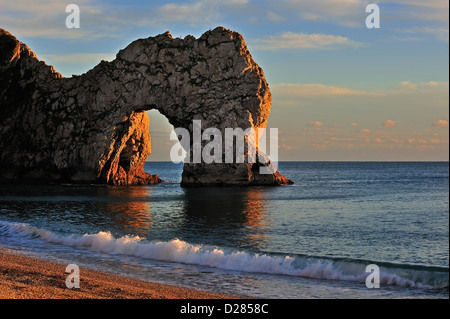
[[0, 27, 292, 186]]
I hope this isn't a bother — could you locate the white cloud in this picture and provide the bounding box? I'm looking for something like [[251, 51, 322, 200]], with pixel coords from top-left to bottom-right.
[[270, 82, 448, 109], [394, 81, 449, 94], [383, 120, 397, 128], [398, 26, 449, 42], [226, 0, 249, 5], [155, 1, 218, 25], [267, 11, 285, 22], [0, 0, 251, 40], [279, 0, 370, 27], [150, 0, 249, 26], [394, 0, 449, 23], [399, 0, 449, 9], [0, 0, 107, 39], [278, 0, 448, 25], [252, 32, 361, 51], [400, 81, 417, 90], [309, 121, 324, 127], [271, 83, 377, 97], [432, 120, 449, 127]]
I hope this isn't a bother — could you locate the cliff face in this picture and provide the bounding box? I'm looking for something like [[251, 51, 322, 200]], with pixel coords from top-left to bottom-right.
[[0, 27, 292, 186]]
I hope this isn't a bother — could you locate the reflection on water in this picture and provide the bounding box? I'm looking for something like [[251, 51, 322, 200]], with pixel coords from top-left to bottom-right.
[[99, 187, 153, 236], [0, 184, 272, 250], [180, 187, 271, 249], [242, 188, 270, 248]]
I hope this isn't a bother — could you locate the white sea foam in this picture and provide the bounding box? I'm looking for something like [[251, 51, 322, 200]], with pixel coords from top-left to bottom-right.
[[0, 220, 447, 289]]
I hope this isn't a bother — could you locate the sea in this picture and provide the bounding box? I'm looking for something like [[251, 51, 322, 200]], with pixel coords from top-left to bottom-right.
[[0, 162, 448, 299]]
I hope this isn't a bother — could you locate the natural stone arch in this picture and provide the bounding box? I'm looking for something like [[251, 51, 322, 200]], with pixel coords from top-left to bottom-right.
[[0, 27, 292, 186]]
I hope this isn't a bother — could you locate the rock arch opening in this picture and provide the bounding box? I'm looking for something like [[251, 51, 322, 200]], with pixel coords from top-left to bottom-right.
[[146, 109, 177, 162]]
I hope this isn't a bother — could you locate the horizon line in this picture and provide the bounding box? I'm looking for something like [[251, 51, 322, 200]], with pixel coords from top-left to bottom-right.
[[145, 160, 450, 163]]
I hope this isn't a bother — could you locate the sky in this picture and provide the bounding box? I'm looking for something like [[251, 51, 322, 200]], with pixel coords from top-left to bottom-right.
[[1, 0, 448, 161]]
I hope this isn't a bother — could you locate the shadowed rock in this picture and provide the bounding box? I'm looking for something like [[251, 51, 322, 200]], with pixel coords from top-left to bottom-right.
[[0, 27, 292, 186]]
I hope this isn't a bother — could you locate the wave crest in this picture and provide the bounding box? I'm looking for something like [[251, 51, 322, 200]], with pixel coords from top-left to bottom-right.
[[1, 220, 447, 290]]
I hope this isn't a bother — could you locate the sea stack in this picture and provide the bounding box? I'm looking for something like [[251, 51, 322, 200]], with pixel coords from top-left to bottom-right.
[[0, 27, 292, 186]]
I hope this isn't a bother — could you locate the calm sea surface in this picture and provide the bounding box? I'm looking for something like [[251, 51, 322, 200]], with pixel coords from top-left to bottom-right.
[[0, 162, 448, 298]]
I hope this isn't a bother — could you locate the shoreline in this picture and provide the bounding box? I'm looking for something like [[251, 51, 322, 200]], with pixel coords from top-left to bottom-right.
[[0, 247, 239, 299]]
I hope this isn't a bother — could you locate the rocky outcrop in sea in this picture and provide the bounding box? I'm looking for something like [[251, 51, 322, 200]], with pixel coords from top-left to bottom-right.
[[0, 27, 292, 186]]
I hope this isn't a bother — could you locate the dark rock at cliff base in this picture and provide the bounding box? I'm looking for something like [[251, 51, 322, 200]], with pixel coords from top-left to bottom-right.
[[0, 27, 292, 186]]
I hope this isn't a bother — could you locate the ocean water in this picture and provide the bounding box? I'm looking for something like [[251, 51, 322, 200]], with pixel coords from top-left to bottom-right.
[[0, 162, 448, 299]]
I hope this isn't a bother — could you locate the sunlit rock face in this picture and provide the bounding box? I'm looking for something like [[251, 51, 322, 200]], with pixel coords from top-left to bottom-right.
[[0, 27, 291, 186]]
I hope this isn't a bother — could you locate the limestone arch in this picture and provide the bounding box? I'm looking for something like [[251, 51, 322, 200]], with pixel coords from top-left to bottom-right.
[[0, 27, 292, 186]]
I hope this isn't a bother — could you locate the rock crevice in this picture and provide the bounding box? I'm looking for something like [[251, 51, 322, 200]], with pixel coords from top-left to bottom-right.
[[0, 27, 292, 186]]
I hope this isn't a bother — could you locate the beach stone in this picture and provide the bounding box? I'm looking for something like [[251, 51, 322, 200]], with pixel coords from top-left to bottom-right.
[[0, 27, 292, 186]]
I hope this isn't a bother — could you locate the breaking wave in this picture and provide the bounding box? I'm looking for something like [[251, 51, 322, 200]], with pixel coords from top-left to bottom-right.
[[1, 220, 448, 290]]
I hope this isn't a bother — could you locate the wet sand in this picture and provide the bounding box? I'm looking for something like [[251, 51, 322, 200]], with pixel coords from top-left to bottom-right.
[[0, 247, 237, 299]]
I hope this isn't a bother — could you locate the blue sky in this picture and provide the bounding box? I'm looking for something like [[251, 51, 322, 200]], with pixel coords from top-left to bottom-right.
[[1, 0, 448, 160]]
